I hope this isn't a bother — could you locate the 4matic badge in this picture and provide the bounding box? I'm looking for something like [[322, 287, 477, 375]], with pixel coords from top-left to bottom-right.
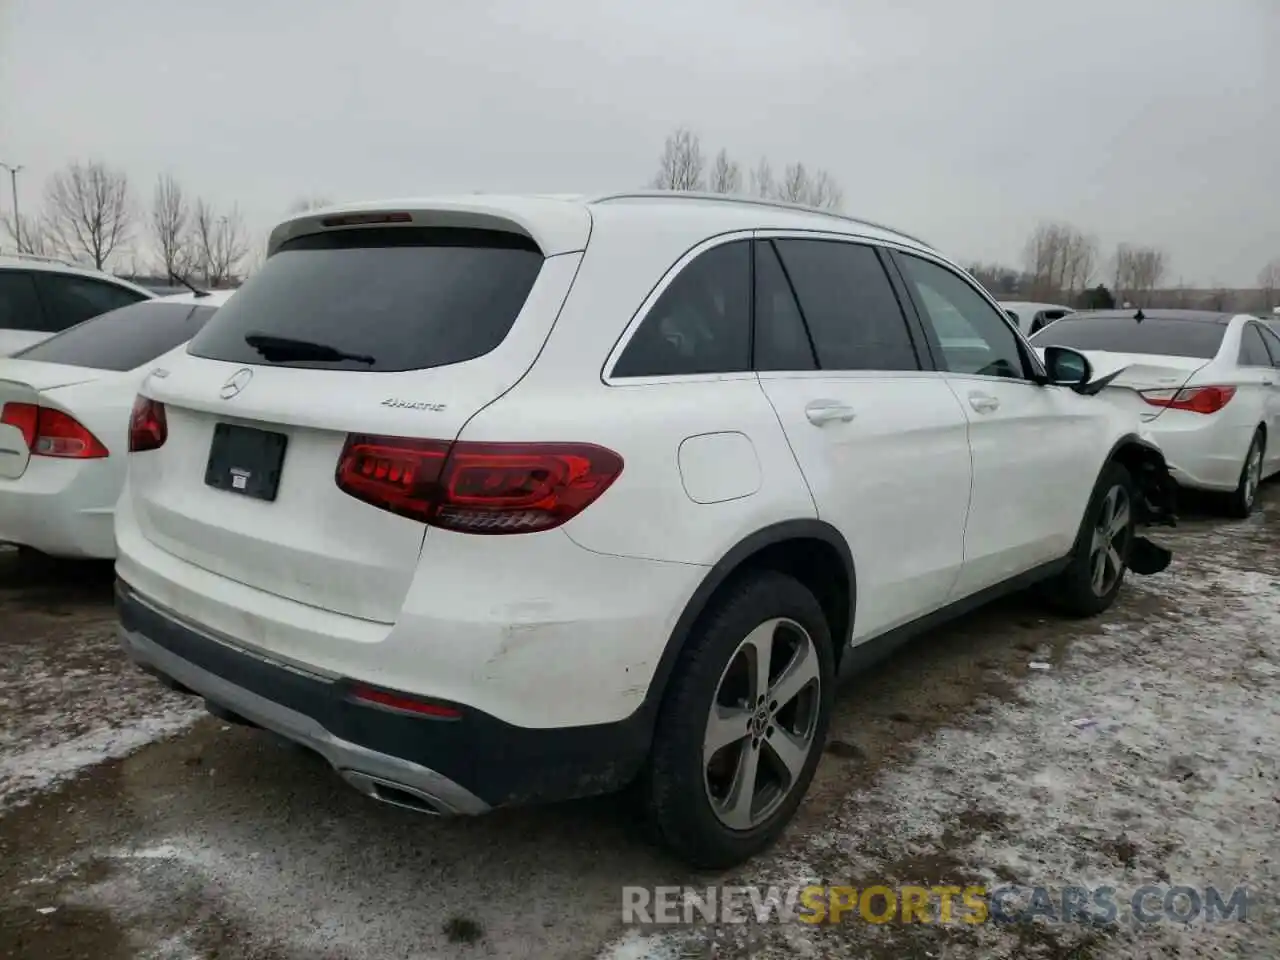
[[381, 398, 447, 412]]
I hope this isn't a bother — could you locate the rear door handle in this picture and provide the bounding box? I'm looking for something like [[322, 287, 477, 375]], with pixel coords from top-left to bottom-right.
[[804, 399, 857, 425], [967, 392, 1000, 413]]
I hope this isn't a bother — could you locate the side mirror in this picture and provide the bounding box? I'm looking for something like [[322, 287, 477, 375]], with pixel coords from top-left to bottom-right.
[[1042, 345, 1092, 388]]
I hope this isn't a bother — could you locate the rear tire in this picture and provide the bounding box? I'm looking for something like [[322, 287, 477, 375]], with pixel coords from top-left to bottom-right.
[[1225, 429, 1265, 519], [643, 570, 834, 870], [1041, 461, 1136, 618]]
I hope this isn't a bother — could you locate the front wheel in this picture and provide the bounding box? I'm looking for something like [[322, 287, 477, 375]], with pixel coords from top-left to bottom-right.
[[1041, 461, 1136, 618], [643, 571, 834, 870]]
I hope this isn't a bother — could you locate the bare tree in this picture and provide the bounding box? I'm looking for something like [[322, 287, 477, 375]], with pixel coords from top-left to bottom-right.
[[1063, 231, 1098, 295], [43, 160, 133, 269], [652, 127, 705, 191], [1258, 259, 1280, 311], [192, 199, 250, 287], [776, 162, 811, 204], [1022, 221, 1096, 301], [1112, 243, 1168, 307], [151, 174, 195, 281], [806, 169, 843, 210], [749, 157, 774, 199], [1, 212, 54, 257], [708, 149, 742, 194]]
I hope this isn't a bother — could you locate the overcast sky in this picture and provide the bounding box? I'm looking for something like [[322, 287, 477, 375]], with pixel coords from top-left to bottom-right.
[[2, 0, 1277, 285]]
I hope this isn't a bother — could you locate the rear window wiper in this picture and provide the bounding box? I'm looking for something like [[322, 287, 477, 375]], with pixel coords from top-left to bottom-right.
[[244, 333, 375, 366]]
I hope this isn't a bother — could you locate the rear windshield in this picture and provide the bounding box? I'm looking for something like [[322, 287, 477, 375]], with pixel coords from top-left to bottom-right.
[[1030, 316, 1227, 359], [186, 227, 545, 372], [13, 301, 218, 371]]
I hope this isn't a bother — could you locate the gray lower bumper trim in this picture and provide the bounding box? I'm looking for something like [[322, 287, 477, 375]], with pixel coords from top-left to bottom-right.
[[119, 626, 491, 816]]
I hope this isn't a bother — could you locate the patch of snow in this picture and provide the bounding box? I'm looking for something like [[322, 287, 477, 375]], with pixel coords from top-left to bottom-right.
[[0, 709, 203, 808], [0, 620, 204, 809], [595, 929, 684, 960]]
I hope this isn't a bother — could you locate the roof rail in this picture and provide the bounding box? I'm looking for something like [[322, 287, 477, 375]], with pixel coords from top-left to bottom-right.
[[590, 190, 935, 250], [1, 251, 75, 267]]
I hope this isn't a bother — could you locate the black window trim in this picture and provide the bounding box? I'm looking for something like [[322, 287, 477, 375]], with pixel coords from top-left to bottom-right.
[[752, 238, 819, 371], [603, 229, 758, 385], [883, 246, 1047, 383], [0, 269, 50, 333], [752, 228, 939, 375]]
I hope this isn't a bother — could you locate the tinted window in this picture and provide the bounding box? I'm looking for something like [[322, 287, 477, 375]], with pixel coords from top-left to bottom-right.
[[753, 241, 816, 371], [188, 227, 544, 373], [772, 239, 918, 371], [612, 241, 750, 377], [1031, 317, 1226, 359], [14, 302, 219, 371], [897, 254, 1026, 379], [1239, 324, 1272, 367], [32, 274, 147, 332], [0, 271, 44, 330]]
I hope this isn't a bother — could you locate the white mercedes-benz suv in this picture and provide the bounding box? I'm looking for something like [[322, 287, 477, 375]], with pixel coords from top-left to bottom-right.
[[115, 192, 1175, 868]]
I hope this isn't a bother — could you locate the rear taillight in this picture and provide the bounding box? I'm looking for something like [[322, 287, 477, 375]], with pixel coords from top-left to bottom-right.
[[0, 402, 108, 458], [0, 402, 38, 450], [335, 435, 624, 534], [1139, 385, 1236, 415], [128, 396, 167, 452]]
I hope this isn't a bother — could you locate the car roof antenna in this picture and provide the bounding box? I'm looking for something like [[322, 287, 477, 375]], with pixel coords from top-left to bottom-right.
[[1133, 308, 1145, 322], [173, 271, 210, 299]]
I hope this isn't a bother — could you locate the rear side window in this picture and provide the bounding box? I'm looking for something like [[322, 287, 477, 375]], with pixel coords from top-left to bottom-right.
[[13, 302, 219, 371], [772, 239, 919, 371], [1239, 323, 1272, 367], [1032, 317, 1226, 359], [1258, 323, 1280, 365], [0, 271, 44, 330], [188, 227, 544, 372], [612, 240, 751, 377], [32, 274, 148, 332], [753, 241, 816, 371]]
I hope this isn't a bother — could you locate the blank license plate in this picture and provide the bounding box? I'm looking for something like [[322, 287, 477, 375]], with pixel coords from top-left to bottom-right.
[[204, 423, 288, 501]]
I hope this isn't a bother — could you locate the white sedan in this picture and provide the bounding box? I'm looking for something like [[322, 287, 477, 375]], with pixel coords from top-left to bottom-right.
[[1031, 308, 1280, 517], [0, 290, 234, 559]]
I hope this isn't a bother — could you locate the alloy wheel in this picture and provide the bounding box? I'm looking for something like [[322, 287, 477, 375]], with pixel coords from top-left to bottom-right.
[[703, 617, 821, 831], [1089, 484, 1131, 597]]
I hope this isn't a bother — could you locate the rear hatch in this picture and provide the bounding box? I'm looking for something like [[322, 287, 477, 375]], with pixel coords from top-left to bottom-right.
[[0, 360, 103, 479], [128, 216, 586, 623]]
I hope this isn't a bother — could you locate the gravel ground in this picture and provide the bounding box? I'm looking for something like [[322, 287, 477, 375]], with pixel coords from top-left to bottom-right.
[[2, 485, 1277, 959]]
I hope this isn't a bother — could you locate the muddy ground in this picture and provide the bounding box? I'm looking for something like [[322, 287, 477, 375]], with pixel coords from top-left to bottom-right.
[[2, 485, 1277, 960]]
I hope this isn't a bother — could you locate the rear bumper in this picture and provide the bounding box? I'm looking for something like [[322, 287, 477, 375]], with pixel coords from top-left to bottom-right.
[[1145, 418, 1255, 492], [116, 579, 652, 809], [0, 459, 118, 558]]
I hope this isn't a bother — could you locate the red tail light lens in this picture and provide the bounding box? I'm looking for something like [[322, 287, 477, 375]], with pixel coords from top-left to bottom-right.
[[0, 401, 108, 458], [128, 396, 168, 452], [1, 402, 38, 450], [335, 436, 624, 534], [1139, 385, 1236, 415]]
